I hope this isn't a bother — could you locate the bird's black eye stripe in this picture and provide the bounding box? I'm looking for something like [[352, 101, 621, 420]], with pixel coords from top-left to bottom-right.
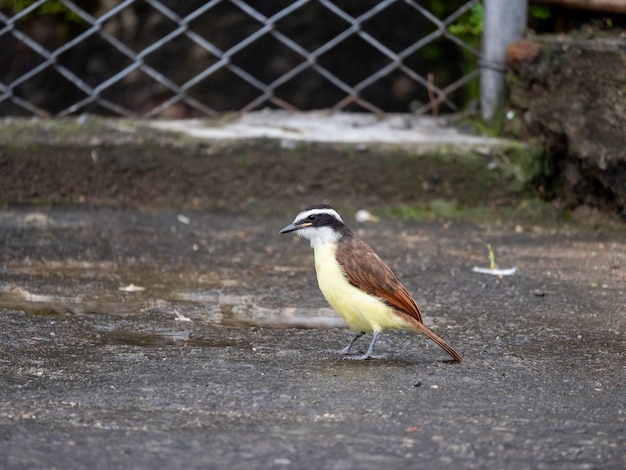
[[308, 215, 316, 221]]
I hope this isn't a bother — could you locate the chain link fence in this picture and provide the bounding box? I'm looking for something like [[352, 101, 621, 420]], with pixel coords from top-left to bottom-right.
[[1, 0, 482, 118]]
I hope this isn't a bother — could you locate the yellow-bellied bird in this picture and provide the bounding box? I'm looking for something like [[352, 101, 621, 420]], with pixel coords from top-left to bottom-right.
[[280, 204, 462, 362]]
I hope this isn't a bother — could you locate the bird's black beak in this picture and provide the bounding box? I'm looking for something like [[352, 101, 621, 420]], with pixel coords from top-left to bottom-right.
[[279, 222, 312, 234]]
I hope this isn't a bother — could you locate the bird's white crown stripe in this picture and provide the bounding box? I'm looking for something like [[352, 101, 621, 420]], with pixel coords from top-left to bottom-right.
[[295, 208, 343, 223]]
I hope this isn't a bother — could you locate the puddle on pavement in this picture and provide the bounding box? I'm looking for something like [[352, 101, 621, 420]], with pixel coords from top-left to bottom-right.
[[99, 329, 237, 348], [0, 262, 342, 329]]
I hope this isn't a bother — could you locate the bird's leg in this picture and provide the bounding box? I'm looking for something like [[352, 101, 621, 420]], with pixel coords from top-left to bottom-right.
[[343, 331, 380, 360], [339, 331, 366, 355]]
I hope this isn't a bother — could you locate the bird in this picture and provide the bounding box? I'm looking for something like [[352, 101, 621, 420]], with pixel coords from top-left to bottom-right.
[[279, 204, 462, 362]]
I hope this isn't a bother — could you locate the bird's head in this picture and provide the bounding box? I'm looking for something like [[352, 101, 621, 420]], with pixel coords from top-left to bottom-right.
[[279, 204, 350, 248]]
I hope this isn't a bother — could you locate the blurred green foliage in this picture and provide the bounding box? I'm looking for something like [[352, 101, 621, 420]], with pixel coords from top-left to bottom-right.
[[0, 0, 81, 22], [447, 5, 553, 39], [448, 4, 483, 41], [529, 6, 551, 21]]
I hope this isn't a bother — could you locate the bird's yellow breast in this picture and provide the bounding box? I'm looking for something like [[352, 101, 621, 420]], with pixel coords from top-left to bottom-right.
[[313, 244, 409, 333]]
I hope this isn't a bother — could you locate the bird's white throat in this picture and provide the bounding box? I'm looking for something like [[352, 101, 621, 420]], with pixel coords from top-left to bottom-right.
[[296, 226, 341, 249]]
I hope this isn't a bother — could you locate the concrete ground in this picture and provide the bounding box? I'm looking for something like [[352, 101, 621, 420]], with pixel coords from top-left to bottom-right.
[[0, 206, 624, 469]]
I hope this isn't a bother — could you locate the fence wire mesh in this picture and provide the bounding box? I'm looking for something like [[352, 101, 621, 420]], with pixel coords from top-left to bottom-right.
[[1, 0, 481, 118]]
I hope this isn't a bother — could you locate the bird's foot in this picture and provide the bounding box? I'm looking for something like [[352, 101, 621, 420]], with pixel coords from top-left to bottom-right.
[[340, 331, 382, 360], [342, 353, 371, 360], [329, 348, 356, 356], [341, 353, 385, 361]]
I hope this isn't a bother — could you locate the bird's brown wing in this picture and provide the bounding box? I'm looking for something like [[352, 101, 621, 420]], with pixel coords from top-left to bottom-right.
[[335, 236, 423, 323], [336, 235, 462, 362]]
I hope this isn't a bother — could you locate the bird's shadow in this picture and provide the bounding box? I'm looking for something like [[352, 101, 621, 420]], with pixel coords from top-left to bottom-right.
[[326, 349, 458, 366]]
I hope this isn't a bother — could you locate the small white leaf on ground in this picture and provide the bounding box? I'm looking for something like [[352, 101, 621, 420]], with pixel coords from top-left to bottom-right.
[[118, 284, 146, 292], [173, 309, 192, 322], [355, 209, 380, 223], [472, 267, 517, 276]]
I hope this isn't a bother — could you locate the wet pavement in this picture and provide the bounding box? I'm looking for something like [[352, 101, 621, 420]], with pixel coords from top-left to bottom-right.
[[0, 206, 625, 469]]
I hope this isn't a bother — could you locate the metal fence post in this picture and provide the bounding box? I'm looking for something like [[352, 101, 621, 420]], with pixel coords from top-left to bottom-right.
[[480, 0, 527, 123]]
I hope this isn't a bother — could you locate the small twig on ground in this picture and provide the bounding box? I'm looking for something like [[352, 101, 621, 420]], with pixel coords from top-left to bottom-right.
[[173, 309, 192, 322], [472, 243, 516, 276], [427, 73, 439, 117]]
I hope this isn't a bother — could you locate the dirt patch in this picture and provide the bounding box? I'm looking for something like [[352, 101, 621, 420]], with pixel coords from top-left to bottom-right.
[[507, 34, 626, 215], [0, 118, 536, 214]]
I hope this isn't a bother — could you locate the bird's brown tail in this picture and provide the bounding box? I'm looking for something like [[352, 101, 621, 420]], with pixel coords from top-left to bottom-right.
[[406, 316, 462, 362]]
